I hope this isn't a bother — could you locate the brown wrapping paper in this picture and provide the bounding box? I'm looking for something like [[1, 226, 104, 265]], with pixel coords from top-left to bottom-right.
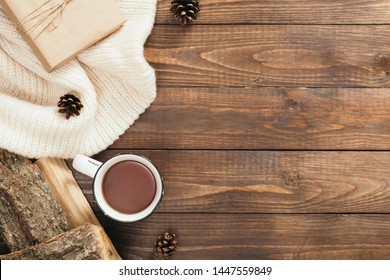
[[0, 0, 126, 72]]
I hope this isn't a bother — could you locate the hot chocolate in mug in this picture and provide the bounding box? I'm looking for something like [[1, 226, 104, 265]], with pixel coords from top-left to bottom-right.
[[72, 154, 163, 223]]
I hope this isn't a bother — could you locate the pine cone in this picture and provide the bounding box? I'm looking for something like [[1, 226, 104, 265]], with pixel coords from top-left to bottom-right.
[[57, 93, 83, 119], [170, 0, 200, 25], [154, 232, 178, 260]]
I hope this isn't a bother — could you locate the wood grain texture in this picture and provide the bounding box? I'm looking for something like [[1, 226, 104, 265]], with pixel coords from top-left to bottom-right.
[[111, 87, 390, 150], [36, 158, 101, 228], [145, 25, 390, 87], [0, 224, 117, 260], [72, 151, 390, 214], [36, 158, 122, 260], [157, 0, 390, 24], [97, 213, 390, 260], [71, 1, 390, 260]]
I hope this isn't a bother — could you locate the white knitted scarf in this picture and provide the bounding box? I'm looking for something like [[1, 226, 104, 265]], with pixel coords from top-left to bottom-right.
[[0, 0, 157, 159]]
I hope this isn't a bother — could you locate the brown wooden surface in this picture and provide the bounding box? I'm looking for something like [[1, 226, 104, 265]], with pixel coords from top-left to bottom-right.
[[70, 1, 390, 259], [76, 151, 390, 214], [113, 88, 390, 150], [98, 213, 390, 260], [156, 0, 390, 24], [145, 25, 390, 88]]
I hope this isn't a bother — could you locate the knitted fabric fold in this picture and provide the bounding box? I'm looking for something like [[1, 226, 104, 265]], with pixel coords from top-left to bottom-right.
[[0, 0, 157, 159]]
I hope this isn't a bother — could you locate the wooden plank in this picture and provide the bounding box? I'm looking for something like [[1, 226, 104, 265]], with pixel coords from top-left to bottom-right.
[[145, 25, 390, 87], [97, 213, 390, 260], [72, 151, 390, 214], [156, 0, 390, 25], [111, 87, 390, 150]]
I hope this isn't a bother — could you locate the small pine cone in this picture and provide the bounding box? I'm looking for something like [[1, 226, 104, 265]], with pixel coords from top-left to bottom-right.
[[170, 0, 200, 25], [154, 232, 178, 260], [57, 93, 83, 119]]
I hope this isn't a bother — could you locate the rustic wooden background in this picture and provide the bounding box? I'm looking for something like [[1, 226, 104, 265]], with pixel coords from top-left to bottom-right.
[[72, 0, 390, 259]]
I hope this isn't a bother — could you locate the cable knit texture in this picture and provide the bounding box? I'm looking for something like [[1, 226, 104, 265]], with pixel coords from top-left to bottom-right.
[[0, 0, 157, 159]]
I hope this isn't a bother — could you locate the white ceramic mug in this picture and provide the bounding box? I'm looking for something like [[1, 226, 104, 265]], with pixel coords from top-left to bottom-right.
[[72, 154, 163, 223]]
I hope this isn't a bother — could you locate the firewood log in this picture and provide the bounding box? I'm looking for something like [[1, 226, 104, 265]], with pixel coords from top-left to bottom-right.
[[0, 150, 69, 252], [0, 224, 115, 260], [36, 158, 122, 259]]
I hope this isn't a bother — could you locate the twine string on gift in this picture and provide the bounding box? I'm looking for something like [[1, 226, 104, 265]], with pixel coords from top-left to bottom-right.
[[17, 0, 73, 39]]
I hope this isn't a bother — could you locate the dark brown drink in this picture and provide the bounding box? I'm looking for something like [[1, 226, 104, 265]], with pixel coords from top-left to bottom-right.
[[102, 160, 157, 214]]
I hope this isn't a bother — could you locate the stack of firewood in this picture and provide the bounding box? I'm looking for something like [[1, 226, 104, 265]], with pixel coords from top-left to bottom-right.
[[0, 149, 117, 260]]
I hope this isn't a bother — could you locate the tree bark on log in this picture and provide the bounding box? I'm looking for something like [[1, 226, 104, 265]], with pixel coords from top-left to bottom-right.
[[0, 149, 69, 252], [0, 224, 115, 260]]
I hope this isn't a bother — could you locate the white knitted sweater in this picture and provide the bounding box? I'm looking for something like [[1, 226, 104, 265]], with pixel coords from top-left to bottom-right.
[[0, 0, 157, 159]]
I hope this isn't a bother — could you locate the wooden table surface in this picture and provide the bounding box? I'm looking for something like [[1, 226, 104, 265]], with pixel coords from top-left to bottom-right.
[[73, 0, 390, 259]]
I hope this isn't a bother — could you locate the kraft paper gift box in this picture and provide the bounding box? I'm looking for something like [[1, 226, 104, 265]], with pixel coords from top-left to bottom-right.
[[0, 0, 126, 72]]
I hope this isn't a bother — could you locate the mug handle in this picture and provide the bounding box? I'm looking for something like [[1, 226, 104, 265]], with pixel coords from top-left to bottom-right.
[[72, 154, 103, 178]]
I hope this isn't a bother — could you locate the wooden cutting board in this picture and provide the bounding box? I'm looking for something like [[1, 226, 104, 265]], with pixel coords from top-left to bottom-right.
[[36, 158, 121, 260]]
